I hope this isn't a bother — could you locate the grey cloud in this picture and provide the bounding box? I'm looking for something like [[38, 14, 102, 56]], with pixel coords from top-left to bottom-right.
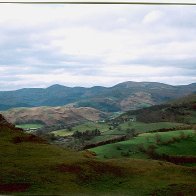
[[0, 5, 196, 90], [123, 57, 196, 69]]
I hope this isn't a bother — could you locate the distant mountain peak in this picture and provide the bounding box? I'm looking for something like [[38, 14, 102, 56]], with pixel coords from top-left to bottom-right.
[[47, 84, 67, 89]]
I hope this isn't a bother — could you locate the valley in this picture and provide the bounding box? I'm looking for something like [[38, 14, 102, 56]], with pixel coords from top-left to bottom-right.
[[1, 2, 196, 195], [0, 84, 196, 195]]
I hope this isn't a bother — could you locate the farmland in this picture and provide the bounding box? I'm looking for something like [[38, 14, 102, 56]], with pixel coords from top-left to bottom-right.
[[90, 130, 196, 162], [16, 123, 43, 129]]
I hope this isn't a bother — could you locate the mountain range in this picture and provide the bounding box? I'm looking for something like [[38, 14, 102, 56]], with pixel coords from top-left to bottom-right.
[[0, 81, 196, 112]]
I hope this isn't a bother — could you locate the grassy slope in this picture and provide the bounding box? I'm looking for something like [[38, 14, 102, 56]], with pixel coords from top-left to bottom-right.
[[1, 126, 196, 195], [90, 130, 196, 159]]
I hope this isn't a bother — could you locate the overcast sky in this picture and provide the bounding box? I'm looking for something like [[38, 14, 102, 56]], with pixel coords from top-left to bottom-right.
[[0, 4, 196, 90]]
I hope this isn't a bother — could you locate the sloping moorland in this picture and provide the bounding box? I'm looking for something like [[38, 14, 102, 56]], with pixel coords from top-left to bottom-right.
[[2, 106, 106, 126]]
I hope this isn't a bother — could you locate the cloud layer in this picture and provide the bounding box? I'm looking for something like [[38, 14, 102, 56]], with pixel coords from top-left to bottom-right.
[[0, 4, 196, 90]]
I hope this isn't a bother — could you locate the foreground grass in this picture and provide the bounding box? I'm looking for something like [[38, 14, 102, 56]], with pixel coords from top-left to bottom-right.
[[0, 126, 196, 195]]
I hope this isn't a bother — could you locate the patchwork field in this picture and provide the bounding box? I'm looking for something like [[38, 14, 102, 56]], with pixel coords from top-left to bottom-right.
[[50, 121, 191, 151], [51, 121, 183, 137]]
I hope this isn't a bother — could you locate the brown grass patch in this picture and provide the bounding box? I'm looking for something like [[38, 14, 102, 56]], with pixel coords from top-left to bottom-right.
[[0, 183, 31, 193]]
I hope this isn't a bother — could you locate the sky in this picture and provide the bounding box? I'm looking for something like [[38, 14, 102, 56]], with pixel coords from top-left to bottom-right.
[[0, 3, 196, 90]]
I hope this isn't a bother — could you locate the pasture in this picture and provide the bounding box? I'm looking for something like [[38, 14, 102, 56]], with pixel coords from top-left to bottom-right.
[[90, 130, 196, 160], [52, 122, 110, 136]]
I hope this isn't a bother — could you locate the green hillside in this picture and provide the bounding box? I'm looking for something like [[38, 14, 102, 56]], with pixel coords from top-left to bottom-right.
[[1, 114, 196, 195], [90, 130, 196, 165]]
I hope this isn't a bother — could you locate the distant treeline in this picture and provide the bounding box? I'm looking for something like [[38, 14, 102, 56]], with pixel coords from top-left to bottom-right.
[[148, 125, 192, 133]]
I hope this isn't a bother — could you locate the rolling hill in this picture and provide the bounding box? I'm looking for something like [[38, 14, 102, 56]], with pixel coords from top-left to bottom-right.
[[0, 81, 196, 112], [116, 93, 196, 124], [1, 106, 106, 127]]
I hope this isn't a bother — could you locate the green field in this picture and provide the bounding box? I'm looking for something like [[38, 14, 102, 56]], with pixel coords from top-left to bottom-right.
[[85, 122, 187, 147], [156, 136, 196, 156], [16, 124, 43, 129], [52, 122, 110, 136], [0, 125, 196, 195], [90, 130, 196, 160]]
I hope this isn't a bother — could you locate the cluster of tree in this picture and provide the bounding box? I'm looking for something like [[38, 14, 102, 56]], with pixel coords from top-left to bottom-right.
[[148, 125, 192, 133], [72, 129, 101, 140]]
